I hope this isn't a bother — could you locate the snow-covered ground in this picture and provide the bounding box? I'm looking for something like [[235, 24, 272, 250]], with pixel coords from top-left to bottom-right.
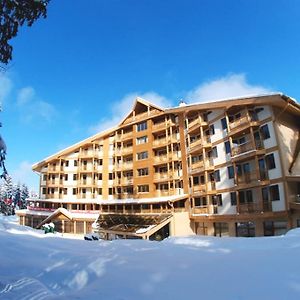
[[1, 216, 300, 300]]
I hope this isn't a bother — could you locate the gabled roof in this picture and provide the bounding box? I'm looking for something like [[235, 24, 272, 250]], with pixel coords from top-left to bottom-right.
[[119, 97, 164, 126]]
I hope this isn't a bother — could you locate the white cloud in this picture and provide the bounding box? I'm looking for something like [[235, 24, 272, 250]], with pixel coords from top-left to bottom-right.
[[11, 161, 39, 192], [16, 86, 56, 123], [17, 86, 35, 106], [89, 92, 171, 134], [185, 73, 273, 103], [88, 74, 273, 134], [0, 73, 13, 105]]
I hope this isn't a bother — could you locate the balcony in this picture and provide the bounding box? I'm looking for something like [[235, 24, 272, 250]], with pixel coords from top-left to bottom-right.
[[189, 136, 211, 153], [189, 138, 202, 152], [192, 184, 206, 195], [154, 173, 169, 182], [228, 113, 259, 136], [153, 138, 167, 147], [238, 202, 263, 214], [122, 146, 133, 155], [189, 160, 204, 174], [191, 205, 218, 215], [122, 132, 133, 140], [122, 162, 133, 170], [122, 178, 133, 186], [78, 165, 94, 173], [231, 140, 265, 162], [153, 155, 168, 165], [152, 121, 166, 132]]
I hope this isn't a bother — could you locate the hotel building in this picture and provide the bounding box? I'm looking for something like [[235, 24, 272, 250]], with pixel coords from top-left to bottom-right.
[[16, 93, 300, 239]]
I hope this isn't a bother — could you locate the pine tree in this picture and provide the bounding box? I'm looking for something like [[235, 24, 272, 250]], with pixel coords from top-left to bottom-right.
[[13, 183, 21, 207], [20, 184, 29, 208], [4, 175, 13, 200]]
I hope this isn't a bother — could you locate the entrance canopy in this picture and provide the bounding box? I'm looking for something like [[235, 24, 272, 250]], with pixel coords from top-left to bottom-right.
[[96, 213, 172, 239]]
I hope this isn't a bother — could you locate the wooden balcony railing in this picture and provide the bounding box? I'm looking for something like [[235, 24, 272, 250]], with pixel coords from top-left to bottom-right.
[[232, 140, 263, 156]]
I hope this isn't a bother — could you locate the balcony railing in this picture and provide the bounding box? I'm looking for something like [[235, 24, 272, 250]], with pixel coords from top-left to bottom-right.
[[153, 138, 167, 146], [122, 178, 133, 185], [236, 171, 257, 185], [238, 202, 263, 214], [154, 173, 169, 181], [191, 205, 218, 215], [192, 206, 209, 214], [229, 115, 249, 130], [231, 140, 263, 157], [122, 146, 133, 154], [122, 132, 133, 140], [154, 155, 168, 164], [192, 184, 206, 194], [152, 121, 165, 130], [190, 160, 204, 171]]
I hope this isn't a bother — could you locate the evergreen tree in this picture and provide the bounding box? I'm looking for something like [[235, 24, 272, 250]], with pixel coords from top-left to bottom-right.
[[20, 184, 29, 208], [4, 174, 13, 200], [0, 0, 50, 65], [13, 182, 21, 207]]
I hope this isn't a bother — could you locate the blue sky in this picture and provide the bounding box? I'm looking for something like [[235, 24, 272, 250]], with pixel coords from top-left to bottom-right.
[[0, 0, 299, 190]]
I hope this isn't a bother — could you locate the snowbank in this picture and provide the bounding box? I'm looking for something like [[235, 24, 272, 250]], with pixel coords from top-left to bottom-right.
[[0, 215, 300, 299]]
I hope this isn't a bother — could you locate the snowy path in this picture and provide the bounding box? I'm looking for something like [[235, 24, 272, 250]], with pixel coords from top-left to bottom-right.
[[0, 215, 300, 299]]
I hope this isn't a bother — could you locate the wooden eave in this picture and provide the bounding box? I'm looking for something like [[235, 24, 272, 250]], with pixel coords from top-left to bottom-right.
[[166, 94, 300, 117], [32, 126, 116, 172]]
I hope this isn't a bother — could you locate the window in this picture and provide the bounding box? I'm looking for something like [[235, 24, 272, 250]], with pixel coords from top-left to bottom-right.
[[73, 174, 77, 180], [98, 173, 102, 180], [98, 188, 102, 195], [214, 222, 229, 237], [221, 118, 227, 130], [216, 194, 223, 206], [239, 190, 253, 204], [212, 146, 218, 158], [137, 151, 148, 160], [260, 124, 270, 139], [137, 168, 149, 176], [266, 153, 276, 170], [262, 187, 269, 201], [73, 188, 77, 195], [224, 141, 231, 154], [264, 221, 287, 236], [193, 176, 200, 185], [191, 155, 201, 164], [109, 188, 113, 195], [214, 170, 220, 182], [230, 192, 237, 206], [98, 159, 103, 165], [210, 124, 215, 135], [138, 185, 149, 193], [65, 160, 69, 167], [82, 188, 86, 194], [236, 222, 255, 237], [270, 185, 280, 201], [136, 136, 148, 144], [74, 160, 78, 167], [42, 188, 47, 194], [109, 173, 114, 180], [43, 174, 47, 181], [137, 121, 147, 132], [65, 174, 68, 181], [227, 166, 234, 179]]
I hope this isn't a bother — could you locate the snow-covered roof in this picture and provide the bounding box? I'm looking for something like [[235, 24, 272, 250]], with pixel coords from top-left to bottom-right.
[[27, 194, 188, 205]]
